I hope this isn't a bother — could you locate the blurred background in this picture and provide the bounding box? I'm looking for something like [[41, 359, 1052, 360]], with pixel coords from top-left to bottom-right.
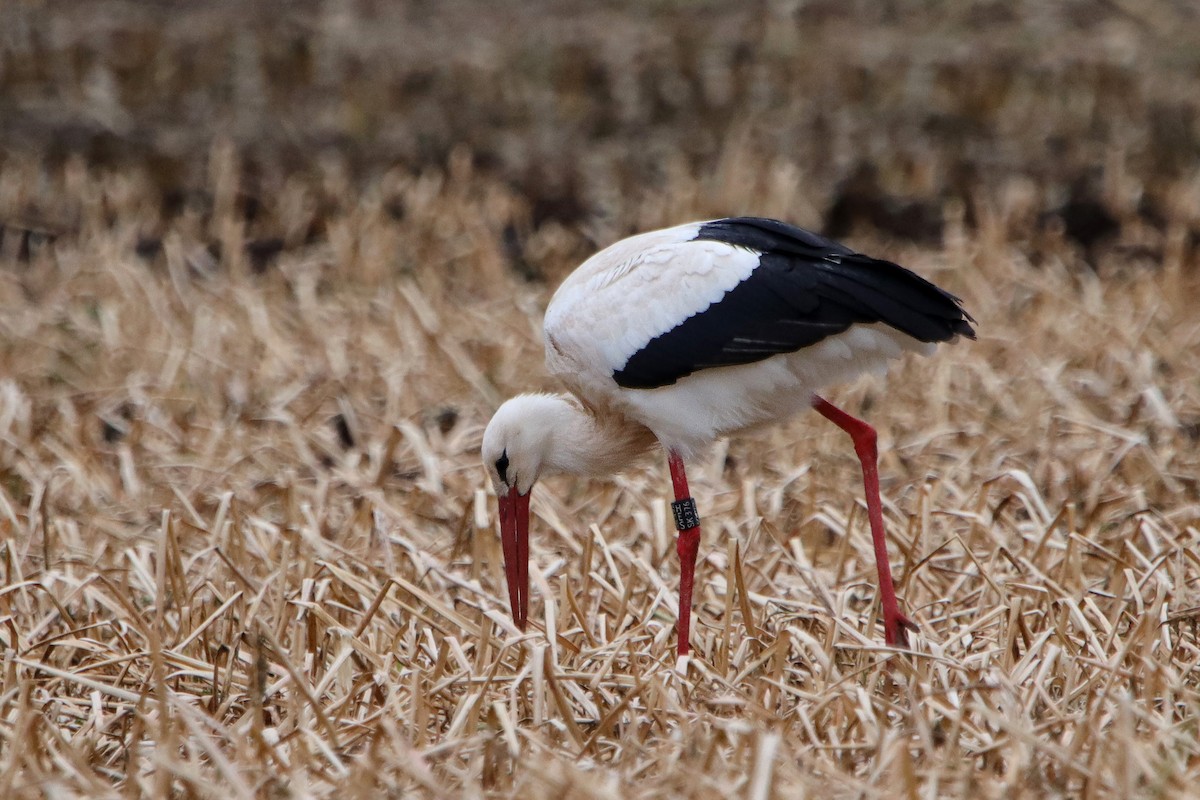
[[3, 0, 1199, 275]]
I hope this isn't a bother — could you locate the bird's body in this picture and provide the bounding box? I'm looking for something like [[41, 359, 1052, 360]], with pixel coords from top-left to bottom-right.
[[483, 217, 975, 655], [544, 220, 963, 457]]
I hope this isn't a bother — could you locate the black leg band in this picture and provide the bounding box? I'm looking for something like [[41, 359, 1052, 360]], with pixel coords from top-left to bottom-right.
[[672, 497, 701, 531]]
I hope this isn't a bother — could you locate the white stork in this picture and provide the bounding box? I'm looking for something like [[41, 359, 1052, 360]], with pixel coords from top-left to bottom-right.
[[483, 217, 975, 656]]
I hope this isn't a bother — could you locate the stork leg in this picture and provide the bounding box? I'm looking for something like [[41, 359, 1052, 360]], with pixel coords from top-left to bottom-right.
[[667, 450, 702, 657], [812, 396, 918, 648]]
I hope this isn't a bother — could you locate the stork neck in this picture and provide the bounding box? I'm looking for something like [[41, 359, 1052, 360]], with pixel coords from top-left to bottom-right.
[[544, 397, 656, 478]]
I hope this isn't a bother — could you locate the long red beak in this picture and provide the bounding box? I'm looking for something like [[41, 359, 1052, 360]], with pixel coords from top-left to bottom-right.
[[497, 486, 530, 630]]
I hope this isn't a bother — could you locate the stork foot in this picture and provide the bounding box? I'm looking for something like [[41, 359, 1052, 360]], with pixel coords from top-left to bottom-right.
[[884, 610, 919, 649]]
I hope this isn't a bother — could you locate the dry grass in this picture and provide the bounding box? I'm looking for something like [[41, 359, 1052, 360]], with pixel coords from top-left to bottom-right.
[[2, 144, 1199, 798], [3, 2, 1200, 798]]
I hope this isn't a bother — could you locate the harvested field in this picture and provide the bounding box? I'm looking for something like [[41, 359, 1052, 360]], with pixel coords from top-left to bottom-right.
[[2, 2, 1200, 797]]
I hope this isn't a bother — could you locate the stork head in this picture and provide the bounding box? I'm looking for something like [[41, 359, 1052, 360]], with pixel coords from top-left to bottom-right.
[[482, 395, 562, 497], [481, 394, 565, 631], [482, 393, 650, 631]]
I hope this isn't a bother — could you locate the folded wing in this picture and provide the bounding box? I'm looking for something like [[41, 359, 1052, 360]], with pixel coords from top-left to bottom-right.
[[613, 217, 976, 390]]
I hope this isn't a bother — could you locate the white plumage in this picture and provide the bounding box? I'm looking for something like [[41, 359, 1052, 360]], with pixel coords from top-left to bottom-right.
[[543, 222, 930, 457]]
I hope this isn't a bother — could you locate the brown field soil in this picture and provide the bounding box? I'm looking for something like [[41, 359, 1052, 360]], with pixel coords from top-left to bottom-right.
[[2, 2, 1200, 797]]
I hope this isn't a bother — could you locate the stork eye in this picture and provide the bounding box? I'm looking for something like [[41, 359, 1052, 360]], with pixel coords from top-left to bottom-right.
[[495, 451, 509, 483]]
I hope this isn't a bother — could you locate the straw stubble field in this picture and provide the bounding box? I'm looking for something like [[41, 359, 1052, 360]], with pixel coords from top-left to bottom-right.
[[2, 145, 1199, 799], [3, 2, 1200, 798]]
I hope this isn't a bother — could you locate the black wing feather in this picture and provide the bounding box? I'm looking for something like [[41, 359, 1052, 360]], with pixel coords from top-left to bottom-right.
[[612, 217, 975, 390]]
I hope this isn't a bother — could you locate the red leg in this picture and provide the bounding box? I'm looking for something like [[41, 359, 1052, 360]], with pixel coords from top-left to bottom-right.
[[668, 451, 702, 657], [812, 395, 918, 648]]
